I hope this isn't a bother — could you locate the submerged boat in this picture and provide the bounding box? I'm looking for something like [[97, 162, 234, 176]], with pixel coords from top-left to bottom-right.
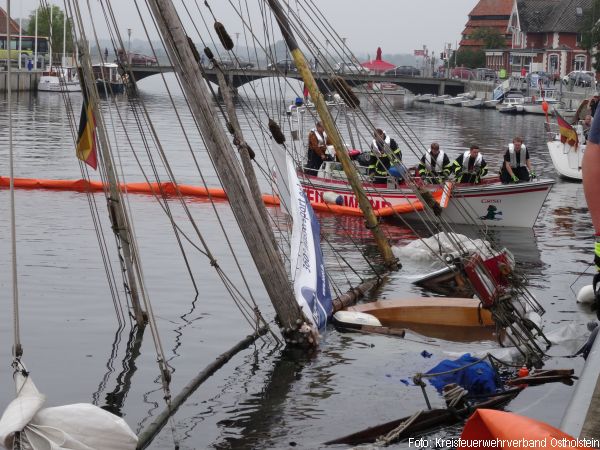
[[324, 389, 522, 446], [301, 161, 554, 228]]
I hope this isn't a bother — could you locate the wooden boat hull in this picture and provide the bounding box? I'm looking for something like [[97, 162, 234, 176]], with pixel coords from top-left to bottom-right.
[[301, 172, 554, 228], [347, 297, 493, 326], [324, 389, 522, 446], [546, 140, 583, 181]]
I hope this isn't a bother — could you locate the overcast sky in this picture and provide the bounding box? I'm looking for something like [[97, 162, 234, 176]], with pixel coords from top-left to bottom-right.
[[10, 0, 476, 56]]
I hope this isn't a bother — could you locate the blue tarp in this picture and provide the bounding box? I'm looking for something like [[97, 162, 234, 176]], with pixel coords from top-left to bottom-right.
[[425, 353, 498, 396]]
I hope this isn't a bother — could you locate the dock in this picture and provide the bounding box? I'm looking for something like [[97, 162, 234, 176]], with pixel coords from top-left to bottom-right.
[[561, 326, 600, 440], [0, 69, 41, 92]]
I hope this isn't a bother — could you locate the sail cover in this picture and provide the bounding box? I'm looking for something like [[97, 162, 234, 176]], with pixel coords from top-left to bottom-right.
[[272, 145, 332, 329], [0, 370, 137, 450]]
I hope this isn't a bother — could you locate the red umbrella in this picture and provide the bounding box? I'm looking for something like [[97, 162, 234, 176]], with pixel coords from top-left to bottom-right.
[[362, 47, 395, 73]]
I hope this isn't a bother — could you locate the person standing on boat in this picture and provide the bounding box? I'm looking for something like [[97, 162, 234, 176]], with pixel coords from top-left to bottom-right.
[[451, 145, 487, 184], [305, 122, 332, 175], [368, 129, 401, 183], [500, 137, 534, 183], [418, 142, 451, 184]]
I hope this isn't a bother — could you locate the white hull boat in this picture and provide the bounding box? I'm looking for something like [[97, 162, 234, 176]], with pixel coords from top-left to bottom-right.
[[521, 100, 562, 115], [430, 95, 451, 104], [301, 162, 554, 228], [415, 94, 433, 103], [483, 99, 500, 108], [461, 98, 484, 108], [38, 75, 82, 92], [443, 96, 467, 106], [546, 140, 583, 181]]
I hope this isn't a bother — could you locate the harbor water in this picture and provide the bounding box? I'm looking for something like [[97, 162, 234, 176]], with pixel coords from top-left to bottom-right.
[[0, 75, 594, 449]]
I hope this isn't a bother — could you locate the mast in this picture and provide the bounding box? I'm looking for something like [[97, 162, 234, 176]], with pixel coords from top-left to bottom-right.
[[265, 0, 399, 270], [7, 0, 22, 360], [77, 42, 146, 327], [145, 0, 308, 344]]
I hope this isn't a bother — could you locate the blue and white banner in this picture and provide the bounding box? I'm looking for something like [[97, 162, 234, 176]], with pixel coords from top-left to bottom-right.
[[286, 156, 332, 329]]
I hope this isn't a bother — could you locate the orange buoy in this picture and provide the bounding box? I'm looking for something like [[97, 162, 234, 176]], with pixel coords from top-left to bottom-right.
[[518, 366, 529, 378], [542, 101, 549, 113]]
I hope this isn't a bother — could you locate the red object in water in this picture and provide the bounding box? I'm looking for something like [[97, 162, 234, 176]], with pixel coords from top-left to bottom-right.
[[460, 409, 592, 449]]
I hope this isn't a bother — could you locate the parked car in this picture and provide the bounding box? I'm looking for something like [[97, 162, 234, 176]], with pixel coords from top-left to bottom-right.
[[207, 58, 254, 69], [474, 68, 496, 81], [562, 70, 596, 87], [450, 67, 473, 80], [117, 49, 158, 66], [267, 59, 297, 71], [334, 61, 370, 74], [384, 65, 420, 76]]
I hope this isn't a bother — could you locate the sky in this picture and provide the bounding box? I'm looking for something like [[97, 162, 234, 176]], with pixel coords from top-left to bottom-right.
[[9, 0, 477, 56]]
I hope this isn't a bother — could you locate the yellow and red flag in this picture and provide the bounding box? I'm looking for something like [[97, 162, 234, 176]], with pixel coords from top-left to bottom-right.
[[555, 111, 578, 147], [76, 69, 97, 170]]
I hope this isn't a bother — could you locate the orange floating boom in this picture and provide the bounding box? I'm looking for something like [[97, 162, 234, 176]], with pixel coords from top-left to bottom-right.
[[0, 176, 437, 217]]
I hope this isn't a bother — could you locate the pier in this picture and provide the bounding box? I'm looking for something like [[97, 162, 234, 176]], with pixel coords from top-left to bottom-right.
[[0, 69, 41, 92]]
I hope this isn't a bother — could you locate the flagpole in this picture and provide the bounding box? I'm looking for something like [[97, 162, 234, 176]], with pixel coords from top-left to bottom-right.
[[34, 8, 38, 69], [49, 3, 53, 70], [18, 12, 22, 70], [62, 9, 66, 66]]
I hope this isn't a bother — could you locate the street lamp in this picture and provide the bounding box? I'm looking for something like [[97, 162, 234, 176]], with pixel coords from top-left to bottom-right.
[[127, 28, 132, 53]]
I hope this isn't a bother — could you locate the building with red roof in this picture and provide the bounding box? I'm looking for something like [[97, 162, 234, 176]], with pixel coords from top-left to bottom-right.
[[0, 7, 21, 35], [459, 0, 513, 50]]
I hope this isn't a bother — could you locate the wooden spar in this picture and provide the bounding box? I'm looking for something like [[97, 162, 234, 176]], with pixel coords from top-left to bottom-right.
[[213, 69, 278, 250], [77, 42, 146, 327], [265, 0, 399, 270], [145, 0, 308, 343], [136, 327, 269, 449], [332, 276, 382, 313]]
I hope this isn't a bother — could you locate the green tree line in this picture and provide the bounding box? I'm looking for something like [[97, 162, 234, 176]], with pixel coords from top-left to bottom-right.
[[26, 5, 74, 55]]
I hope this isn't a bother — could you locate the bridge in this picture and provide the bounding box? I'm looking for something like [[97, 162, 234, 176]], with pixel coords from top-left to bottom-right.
[[127, 65, 467, 96]]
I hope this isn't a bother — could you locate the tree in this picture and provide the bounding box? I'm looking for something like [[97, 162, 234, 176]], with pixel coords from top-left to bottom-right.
[[470, 27, 507, 50], [580, 0, 600, 71], [26, 5, 74, 57], [455, 48, 485, 68]]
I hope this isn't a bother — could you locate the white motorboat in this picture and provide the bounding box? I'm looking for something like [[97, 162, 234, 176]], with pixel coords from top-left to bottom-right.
[[430, 94, 452, 104], [461, 98, 484, 108], [483, 99, 500, 108], [496, 91, 526, 113], [521, 90, 562, 114], [415, 93, 433, 102], [443, 93, 474, 106], [37, 66, 81, 92], [301, 161, 554, 228]]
